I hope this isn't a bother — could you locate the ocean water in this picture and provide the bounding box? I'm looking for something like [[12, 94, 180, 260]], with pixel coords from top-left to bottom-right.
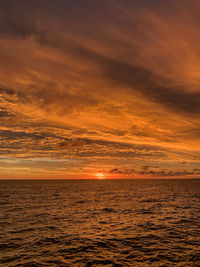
[[0, 179, 200, 267]]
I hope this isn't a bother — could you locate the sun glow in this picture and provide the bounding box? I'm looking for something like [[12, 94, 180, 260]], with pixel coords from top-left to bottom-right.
[[95, 173, 105, 179]]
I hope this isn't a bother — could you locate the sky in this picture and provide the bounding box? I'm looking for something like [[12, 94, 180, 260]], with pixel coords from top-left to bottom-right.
[[0, 0, 200, 179]]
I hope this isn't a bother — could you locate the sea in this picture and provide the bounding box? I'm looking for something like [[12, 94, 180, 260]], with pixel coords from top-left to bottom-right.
[[0, 179, 200, 267]]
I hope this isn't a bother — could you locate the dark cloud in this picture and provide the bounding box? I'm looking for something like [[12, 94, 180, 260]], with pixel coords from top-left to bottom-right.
[[58, 140, 87, 149], [0, 110, 13, 118], [70, 44, 200, 116], [109, 168, 135, 175], [0, 0, 44, 37], [106, 167, 200, 177], [0, 129, 50, 141]]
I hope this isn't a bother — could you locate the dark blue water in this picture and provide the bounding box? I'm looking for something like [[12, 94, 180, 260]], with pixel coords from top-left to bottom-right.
[[0, 179, 200, 266]]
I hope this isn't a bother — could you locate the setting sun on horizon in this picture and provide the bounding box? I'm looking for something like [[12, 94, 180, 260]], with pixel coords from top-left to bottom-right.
[[95, 173, 106, 179]]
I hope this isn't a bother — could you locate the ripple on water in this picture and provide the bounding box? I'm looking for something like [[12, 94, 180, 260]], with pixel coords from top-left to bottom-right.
[[0, 179, 200, 266]]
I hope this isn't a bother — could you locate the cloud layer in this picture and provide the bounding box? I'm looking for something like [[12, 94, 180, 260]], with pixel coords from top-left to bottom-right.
[[0, 0, 200, 178]]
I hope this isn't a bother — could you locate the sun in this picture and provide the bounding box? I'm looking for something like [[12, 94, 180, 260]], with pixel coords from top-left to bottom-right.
[[95, 172, 105, 179]]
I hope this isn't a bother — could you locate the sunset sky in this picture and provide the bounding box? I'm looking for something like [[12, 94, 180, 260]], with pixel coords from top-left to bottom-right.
[[1, 0, 200, 179]]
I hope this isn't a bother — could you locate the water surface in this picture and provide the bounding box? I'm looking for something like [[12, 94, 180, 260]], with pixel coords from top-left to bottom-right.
[[0, 179, 200, 266]]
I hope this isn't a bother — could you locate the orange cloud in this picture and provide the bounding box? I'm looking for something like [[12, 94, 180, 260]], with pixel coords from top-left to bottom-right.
[[0, 1, 200, 178]]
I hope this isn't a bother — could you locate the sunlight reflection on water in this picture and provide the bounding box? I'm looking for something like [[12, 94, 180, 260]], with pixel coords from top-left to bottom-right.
[[0, 179, 200, 266]]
